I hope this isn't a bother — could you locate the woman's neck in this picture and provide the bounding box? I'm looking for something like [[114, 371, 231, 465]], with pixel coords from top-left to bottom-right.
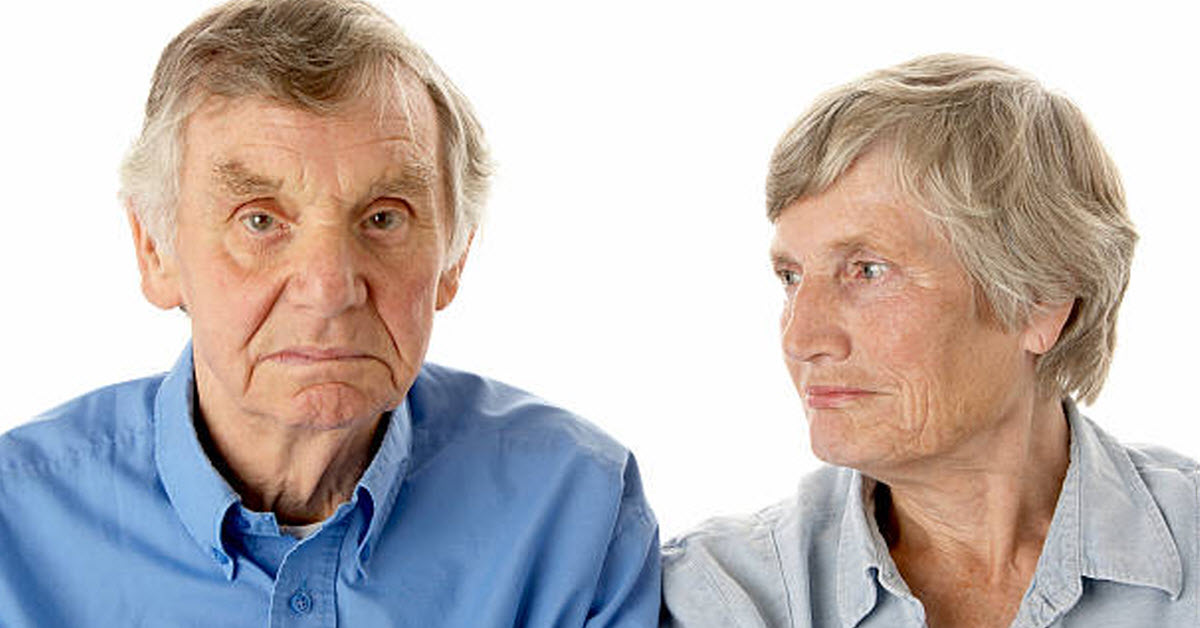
[[874, 395, 1071, 627]]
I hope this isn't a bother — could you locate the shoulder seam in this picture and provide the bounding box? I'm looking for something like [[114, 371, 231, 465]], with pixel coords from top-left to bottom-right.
[[768, 526, 797, 627], [694, 554, 755, 628], [0, 425, 148, 478]]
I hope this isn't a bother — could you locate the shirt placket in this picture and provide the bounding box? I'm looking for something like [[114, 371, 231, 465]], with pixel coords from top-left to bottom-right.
[[268, 517, 349, 628]]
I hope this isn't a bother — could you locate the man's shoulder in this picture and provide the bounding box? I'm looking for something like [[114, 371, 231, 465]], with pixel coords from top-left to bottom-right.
[[398, 364, 657, 579], [408, 362, 630, 470], [0, 375, 163, 479]]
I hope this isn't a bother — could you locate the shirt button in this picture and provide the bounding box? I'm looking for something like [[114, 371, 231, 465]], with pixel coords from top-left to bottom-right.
[[289, 590, 313, 615]]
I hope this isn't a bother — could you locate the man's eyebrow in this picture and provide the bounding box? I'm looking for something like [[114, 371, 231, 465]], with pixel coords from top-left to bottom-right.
[[366, 160, 437, 200], [212, 160, 281, 197]]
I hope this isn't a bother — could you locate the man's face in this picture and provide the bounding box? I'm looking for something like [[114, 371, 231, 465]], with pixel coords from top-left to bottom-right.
[[134, 72, 463, 431]]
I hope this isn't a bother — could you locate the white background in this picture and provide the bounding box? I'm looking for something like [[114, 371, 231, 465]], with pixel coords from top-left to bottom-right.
[[1, 1, 1197, 540]]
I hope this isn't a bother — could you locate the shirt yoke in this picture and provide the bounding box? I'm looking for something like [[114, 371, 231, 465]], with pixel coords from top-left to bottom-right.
[[409, 363, 633, 479], [663, 466, 854, 627], [0, 375, 162, 480]]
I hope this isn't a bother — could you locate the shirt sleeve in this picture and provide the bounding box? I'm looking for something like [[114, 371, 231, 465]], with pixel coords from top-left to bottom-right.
[[583, 454, 662, 627]]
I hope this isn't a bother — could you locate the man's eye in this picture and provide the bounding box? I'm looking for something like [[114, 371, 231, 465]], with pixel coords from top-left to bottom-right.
[[365, 210, 404, 231], [240, 212, 277, 233], [853, 261, 889, 280]]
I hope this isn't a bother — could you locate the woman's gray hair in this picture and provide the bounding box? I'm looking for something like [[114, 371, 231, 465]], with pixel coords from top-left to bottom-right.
[[767, 53, 1137, 403], [119, 0, 491, 267]]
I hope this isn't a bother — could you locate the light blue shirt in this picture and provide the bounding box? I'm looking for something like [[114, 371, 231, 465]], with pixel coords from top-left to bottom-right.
[[662, 401, 1199, 627], [0, 346, 659, 627]]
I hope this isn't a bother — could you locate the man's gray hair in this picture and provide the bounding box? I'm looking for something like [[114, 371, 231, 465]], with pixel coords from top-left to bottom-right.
[[119, 0, 491, 266], [767, 53, 1137, 403]]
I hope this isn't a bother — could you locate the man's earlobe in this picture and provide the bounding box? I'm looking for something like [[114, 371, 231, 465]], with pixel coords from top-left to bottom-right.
[[1022, 300, 1075, 355], [436, 231, 474, 311], [127, 207, 183, 310]]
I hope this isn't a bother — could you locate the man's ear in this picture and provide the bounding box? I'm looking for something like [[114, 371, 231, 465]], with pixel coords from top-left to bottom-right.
[[1021, 300, 1075, 355], [436, 231, 474, 311], [127, 206, 183, 310]]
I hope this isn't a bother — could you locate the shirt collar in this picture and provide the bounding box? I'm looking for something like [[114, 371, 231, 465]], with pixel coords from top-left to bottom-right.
[[1029, 400, 1183, 611], [835, 472, 912, 628], [153, 343, 415, 581], [350, 399, 413, 577], [153, 343, 240, 580], [832, 399, 1185, 626]]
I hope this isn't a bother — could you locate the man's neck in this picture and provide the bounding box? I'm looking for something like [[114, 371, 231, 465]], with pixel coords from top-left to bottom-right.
[[194, 392, 385, 526]]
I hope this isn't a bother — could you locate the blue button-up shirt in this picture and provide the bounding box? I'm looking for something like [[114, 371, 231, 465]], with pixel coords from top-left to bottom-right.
[[662, 401, 1199, 627], [0, 346, 659, 626]]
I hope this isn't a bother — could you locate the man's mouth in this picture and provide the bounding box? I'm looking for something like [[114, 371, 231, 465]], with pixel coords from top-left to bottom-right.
[[263, 347, 371, 364]]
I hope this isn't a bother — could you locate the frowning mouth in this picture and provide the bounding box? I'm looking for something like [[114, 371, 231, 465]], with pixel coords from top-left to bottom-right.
[[262, 347, 373, 365], [804, 386, 876, 409]]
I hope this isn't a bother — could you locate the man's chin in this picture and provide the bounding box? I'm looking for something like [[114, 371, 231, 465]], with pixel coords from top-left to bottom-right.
[[275, 383, 398, 431]]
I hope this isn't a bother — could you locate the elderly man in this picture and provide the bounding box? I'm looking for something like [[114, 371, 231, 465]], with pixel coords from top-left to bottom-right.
[[0, 1, 658, 625]]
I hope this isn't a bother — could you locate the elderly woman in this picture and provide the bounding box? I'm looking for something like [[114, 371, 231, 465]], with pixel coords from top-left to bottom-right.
[[662, 54, 1199, 627]]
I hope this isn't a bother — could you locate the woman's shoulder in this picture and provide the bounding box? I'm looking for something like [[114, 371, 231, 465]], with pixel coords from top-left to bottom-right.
[[668, 464, 856, 544], [1122, 440, 1200, 476], [661, 465, 857, 627], [1119, 439, 1200, 557], [1078, 412, 1199, 515]]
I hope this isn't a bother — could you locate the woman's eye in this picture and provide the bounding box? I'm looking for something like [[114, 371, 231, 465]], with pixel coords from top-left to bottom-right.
[[240, 212, 277, 233], [853, 261, 889, 280], [365, 210, 404, 231], [776, 268, 801, 287]]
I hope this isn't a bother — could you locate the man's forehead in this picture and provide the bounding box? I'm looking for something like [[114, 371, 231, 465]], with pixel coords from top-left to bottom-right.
[[189, 90, 437, 140], [186, 61, 440, 150], [184, 90, 442, 191]]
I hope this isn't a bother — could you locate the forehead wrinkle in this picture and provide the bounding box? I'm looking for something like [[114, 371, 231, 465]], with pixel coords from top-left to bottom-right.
[[824, 195, 924, 256], [393, 83, 425, 156]]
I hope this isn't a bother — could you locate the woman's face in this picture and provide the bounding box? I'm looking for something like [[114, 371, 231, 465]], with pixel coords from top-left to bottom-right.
[[770, 148, 1041, 475]]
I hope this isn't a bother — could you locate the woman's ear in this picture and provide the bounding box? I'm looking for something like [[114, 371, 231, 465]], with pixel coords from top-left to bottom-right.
[[1022, 300, 1075, 355]]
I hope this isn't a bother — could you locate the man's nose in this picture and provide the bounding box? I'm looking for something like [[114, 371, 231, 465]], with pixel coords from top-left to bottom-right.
[[285, 226, 368, 316], [781, 277, 851, 364]]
